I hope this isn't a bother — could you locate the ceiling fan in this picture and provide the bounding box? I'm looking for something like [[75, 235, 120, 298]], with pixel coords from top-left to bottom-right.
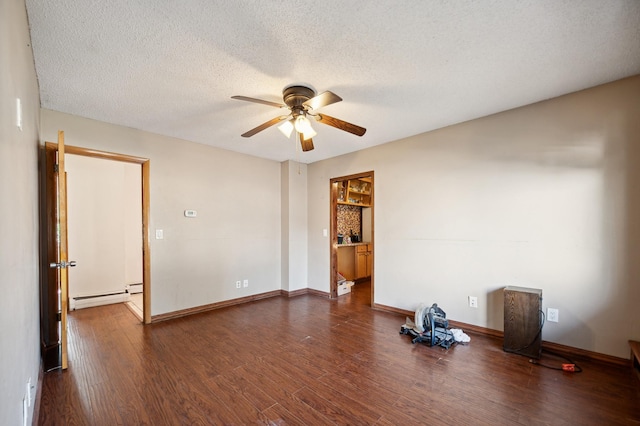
[[231, 85, 366, 152]]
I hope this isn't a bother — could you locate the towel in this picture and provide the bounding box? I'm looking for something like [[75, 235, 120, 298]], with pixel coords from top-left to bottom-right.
[[450, 328, 471, 343]]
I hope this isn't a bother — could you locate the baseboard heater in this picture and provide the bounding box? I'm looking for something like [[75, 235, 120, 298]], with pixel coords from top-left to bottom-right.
[[127, 283, 143, 294], [70, 291, 128, 310]]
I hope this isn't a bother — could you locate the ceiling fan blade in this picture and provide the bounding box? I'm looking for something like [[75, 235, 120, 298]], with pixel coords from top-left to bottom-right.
[[303, 91, 342, 110], [231, 95, 286, 108], [300, 133, 314, 152], [316, 114, 366, 137], [241, 115, 289, 137]]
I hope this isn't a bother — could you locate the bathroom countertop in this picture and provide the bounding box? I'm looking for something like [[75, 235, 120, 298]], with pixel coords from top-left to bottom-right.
[[337, 242, 370, 247]]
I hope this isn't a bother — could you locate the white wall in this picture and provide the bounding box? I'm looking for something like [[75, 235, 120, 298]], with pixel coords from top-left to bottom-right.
[[308, 76, 640, 359], [41, 109, 282, 315], [66, 154, 142, 299], [124, 163, 144, 284], [0, 0, 42, 424]]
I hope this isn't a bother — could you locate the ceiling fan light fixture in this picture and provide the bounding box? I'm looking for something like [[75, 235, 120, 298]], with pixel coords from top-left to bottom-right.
[[294, 115, 311, 133], [294, 115, 316, 140], [302, 127, 317, 141], [278, 120, 294, 138]]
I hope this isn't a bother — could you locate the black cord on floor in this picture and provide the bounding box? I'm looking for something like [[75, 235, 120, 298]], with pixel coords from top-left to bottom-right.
[[520, 309, 583, 373], [511, 309, 545, 353], [529, 350, 583, 373]]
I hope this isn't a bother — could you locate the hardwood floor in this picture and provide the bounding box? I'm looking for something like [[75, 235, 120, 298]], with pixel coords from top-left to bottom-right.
[[38, 282, 640, 425]]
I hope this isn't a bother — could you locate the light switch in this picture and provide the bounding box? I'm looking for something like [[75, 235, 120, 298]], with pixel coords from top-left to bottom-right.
[[16, 98, 22, 131], [155, 229, 164, 239], [322, 229, 328, 237]]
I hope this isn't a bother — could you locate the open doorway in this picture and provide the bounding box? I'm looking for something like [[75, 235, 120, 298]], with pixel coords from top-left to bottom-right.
[[53, 144, 150, 323], [65, 154, 143, 320], [330, 171, 374, 305], [40, 142, 151, 371]]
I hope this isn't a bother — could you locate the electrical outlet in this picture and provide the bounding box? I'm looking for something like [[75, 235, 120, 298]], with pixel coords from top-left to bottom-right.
[[547, 308, 559, 323], [469, 296, 478, 308], [243, 279, 249, 288], [235, 281, 241, 289]]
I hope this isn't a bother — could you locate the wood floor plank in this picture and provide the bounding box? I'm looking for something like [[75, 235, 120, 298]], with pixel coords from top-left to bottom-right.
[[38, 370, 92, 426], [254, 351, 329, 389], [293, 385, 380, 426], [235, 365, 336, 425], [206, 374, 265, 423], [317, 368, 402, 411], [169, 374, 244, 425], [224, 367, 279, 411], [87, 381, 126, 425], [38, 281, 640, 425], [300, 379, 386, 423], [235, 363, 302, 396], [259, 403, 309, 426]]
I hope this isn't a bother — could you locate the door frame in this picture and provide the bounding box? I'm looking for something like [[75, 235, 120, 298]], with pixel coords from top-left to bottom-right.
[[45, 142, 151, 324], [329, 171, 374, 301]]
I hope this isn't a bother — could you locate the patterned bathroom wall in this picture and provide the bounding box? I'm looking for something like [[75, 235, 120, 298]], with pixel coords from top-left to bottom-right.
[[337, 204, 361, 237]]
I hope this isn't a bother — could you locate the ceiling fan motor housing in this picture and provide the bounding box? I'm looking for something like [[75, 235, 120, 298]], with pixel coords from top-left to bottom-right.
[[283, 86, 316, 110]]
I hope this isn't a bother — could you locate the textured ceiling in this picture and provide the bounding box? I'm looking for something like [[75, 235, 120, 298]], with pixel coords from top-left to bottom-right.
[[25, 1, 640, 163]]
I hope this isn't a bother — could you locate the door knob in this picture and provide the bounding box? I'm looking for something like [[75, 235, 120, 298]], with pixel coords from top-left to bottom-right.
[[49, 261, 77, 269]]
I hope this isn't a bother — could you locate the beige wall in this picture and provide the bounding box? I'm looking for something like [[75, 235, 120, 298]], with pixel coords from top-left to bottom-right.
[[41, 109, 282, 315], [0, 0, 42, 424], [308, 76, 640, 359], [281, 160, 309, 291], [39, 77, 640, 360]]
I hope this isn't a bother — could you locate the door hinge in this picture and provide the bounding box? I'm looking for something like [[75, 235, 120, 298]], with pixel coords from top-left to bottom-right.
[[54, 164, 59, 173], [56, 312, 61, 322]]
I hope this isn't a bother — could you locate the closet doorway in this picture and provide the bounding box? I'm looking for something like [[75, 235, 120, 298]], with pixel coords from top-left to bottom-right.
[[330, 171, 374, 304]]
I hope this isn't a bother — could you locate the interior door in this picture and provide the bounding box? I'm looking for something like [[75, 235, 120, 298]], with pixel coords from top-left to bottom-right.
[[43, 130, 72, 370], [56, 130, 71, 369]]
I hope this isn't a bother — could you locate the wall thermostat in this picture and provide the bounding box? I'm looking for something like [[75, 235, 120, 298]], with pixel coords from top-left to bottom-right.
[[184, 210, 197, 218]]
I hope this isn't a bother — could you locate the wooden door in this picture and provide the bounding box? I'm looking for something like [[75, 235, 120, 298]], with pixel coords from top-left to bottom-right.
[[40, 143, 59, 370], [42, 131, 72, 370], [57, 131, 71, 369]]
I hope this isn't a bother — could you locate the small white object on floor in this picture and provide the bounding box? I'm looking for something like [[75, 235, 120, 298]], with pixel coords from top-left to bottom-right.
[[337, 281, 354, 296], [450, 328, 471, 343]]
